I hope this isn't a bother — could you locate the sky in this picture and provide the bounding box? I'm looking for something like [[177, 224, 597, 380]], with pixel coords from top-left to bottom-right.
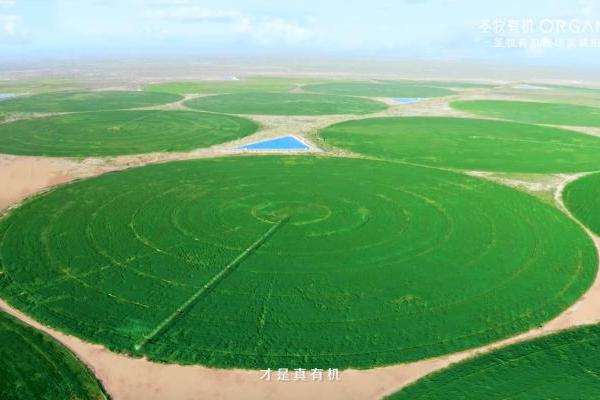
[[1, 0, 599, 67]]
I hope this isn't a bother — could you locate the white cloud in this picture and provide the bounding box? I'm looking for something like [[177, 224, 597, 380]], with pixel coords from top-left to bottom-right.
[[145, 3, 314, 44], [146, 6, 240, 23], [0, 0, 16, 8], [0, 13, 20, 36], [90, 0, 118, 6], [145, 0, 194, 5]]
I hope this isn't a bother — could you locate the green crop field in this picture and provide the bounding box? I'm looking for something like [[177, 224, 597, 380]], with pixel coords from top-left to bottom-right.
[[0, 156, 595, 369], [533, 83, 600, 95], [0, 311, 107, 400], [564, 173, 600, 236], [303, 81, 456, 97], [319, 117, 600, 173], [0, 79, 87, 94], [0, 91, 182, 112], [451, 100, 600, 127], [184, 92, 387, 115], [388, 323, 600, 400], [145, 77, 323, 95], [0, 110, 257, 157], [403, 80, 496, 89]]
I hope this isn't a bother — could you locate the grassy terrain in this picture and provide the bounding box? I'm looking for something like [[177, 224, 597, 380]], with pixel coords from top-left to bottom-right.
[[404, 80, 496, 89], [0, 311, 107, 400], [534, 83, 600, 95], [145, 77, 322, 94], [0, 110, 258, 157], [303, 81, 456, 97], [451, 100, 600, 127], [184, 92, 387, 115], [0, 79, 86, 94], [319, 117, 600, 173], [0, 91, 182, 112], [0, 156, 595, 369], [564, 172, 600, 236], [388, 324, 600, 400]]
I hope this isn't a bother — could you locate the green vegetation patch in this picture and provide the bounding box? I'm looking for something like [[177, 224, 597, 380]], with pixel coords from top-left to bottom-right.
[[320, 117, 600, 173], [145, 77, 322, 95], [303, 81, 456, 97], [0, 156, 595, 369], [0, 110, 258, 157], [184, 92, 387, 115], [0, 79, 86, 94], [0, 91, 182, 112], [407, 80, 496, 89], [451, 100, 600, 127], [534, 83, 600, 95], [388, 324, 600, 400], [564, 172, 600, 236], [0, 311, 107, 400]]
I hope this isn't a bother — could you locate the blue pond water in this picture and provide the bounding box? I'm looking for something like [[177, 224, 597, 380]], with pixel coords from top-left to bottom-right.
[[394, 97, 422, 104], [0, 94, 16, 102], [239, 136, 310, 151]]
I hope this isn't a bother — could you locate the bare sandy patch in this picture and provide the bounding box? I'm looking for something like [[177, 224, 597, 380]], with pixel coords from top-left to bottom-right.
[[0, 155, 117, 212]]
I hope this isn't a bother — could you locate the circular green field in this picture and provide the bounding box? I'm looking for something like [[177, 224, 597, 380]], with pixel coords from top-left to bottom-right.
[[183, 92, 387, 115], [320, 117, 600, 173], [564, 172, 600, 236], [0, 156, 595, 369], [0, 110, 258, 157], [303, 81, 456, 98], [451, 100, 600, 127], [388, 324, 600, 400], [0, 91, 182, 112], [1, 311, 107, 400]]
